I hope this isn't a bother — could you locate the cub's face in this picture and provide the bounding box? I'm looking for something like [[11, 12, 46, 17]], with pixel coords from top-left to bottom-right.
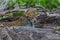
[[25, 8, 38, 20]]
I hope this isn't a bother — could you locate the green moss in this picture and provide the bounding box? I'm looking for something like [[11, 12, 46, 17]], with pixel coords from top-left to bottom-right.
[[35, 24, 44, 28], [13, 11, 25, 17]]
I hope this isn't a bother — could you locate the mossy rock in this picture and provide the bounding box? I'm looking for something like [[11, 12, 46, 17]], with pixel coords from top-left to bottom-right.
[[56, 26, 60, 31], [35, 24, 44, 28]]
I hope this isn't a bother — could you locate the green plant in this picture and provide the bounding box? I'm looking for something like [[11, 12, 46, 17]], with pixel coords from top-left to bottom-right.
[[13, 11, 25, 17], [3, 0, 60, 10], [0, 0, 4, 5], [40, 0, 60, 10]]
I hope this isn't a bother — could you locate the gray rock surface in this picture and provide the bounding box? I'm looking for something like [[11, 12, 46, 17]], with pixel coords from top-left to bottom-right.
[[0, 27, 60, 40]]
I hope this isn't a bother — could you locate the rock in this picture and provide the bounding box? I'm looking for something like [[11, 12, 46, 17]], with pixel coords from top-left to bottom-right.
[[0, 27, 60, 40], [45, 33, 60, 40], [0, 28, 12, 40], [7, 27, 46, 40], [56, 27, 60, 31]]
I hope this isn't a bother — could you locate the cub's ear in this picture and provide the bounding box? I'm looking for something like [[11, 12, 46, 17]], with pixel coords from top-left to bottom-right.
[[0, 23, 4, 28], [25, 14, 28, 17]]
